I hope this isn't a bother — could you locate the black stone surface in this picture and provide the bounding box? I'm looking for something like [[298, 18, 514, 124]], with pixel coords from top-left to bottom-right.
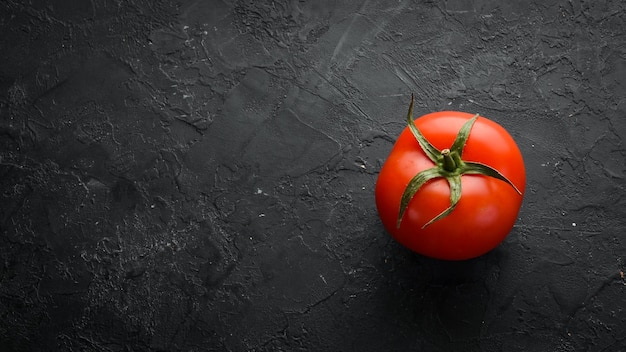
[[1, 0, 625, 351]]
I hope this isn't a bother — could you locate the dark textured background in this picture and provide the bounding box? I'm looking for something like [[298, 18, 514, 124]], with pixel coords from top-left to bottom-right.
[[1, 0, 625, 351]]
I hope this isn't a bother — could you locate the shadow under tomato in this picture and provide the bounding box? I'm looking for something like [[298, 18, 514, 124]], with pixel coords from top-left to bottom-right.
[[372, 242, 505, 350]]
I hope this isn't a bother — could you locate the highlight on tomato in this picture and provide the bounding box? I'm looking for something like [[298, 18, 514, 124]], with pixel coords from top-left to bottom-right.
[[375, 95, 526, 260]]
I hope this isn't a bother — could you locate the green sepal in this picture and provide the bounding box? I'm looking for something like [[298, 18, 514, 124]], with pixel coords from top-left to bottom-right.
[[397, 167, 442, 228], [450, 114, 479, 157], [421, 175, 463, 229], [462, 161, 522, 195], [406, 94, 440, 163]]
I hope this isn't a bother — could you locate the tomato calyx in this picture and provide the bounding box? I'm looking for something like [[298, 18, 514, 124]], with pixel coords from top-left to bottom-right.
[[396, 95, 522, 229]]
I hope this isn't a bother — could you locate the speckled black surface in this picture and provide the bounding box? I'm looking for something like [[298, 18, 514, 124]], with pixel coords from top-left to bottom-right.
[[1, 0, 626, 351]]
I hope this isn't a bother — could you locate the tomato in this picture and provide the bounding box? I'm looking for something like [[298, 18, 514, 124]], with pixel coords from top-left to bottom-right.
[[375, 97, 526, 260]]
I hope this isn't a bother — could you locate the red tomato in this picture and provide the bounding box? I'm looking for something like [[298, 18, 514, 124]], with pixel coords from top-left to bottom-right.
[[375, 106, 526, 261]]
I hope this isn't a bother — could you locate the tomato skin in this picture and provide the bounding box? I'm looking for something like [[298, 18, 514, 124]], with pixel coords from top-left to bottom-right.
[[375, 111, 526, 260]]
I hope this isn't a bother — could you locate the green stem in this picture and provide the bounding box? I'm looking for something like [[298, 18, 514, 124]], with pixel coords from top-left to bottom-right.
[[440, 149, 457, 172]]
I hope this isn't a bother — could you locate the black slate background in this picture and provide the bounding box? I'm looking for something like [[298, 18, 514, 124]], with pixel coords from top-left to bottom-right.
[[1, 0, 626, 351]]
